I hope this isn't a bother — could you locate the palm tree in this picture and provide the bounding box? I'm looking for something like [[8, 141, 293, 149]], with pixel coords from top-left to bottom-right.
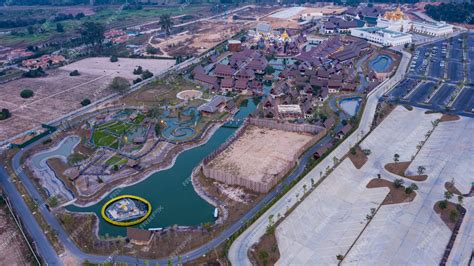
[[159, 14, 173, 36], [393, 153, 400, 163], [417, 166, 426, 175]]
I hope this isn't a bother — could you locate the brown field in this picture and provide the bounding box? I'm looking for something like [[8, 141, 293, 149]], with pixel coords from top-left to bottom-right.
[[209, 126, 314, 184], [0, 57, 174, 142], [151, 20, 248, 57], [0, 202, 34, 265]]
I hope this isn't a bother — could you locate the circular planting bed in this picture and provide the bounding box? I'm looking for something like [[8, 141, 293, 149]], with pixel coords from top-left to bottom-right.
[[101, 195, 152, 226], [176, 90, 203, 101]]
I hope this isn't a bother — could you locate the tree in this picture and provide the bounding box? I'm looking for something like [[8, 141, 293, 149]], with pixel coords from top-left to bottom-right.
[[141, 70, 153, 80], [56, 22, 64, 33], [108, 77, 130, 95], [20, 89, 34, 99], [146, 45, 158, 54], [417, 166, 426, 175], [394, 178, 404, 189], [27, 25, 35, 35], [444, 191, 453, 201], [110, 55, 118, 62], [439, 200, 448, 209], [159, 14, 173, 36], [265, 65, 275, 75], [350, 147, 356, 155], [154, 123, 161, 136], [81, 98, 91, 106], [336, 254, 344, 261], [133, 66, 143, 75], [80, 22, 105, 46], [0, 108, 11, 120], [393, 153, 400, 163], [457, 195, 464, 207], [405, 183, 418, 194], [69, 70, 80, 76]]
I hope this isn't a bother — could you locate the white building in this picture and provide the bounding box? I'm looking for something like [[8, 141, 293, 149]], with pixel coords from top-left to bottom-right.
[[375, 6, 453, 37], [351, 27, 412, 47], [411, 21, 453, 37]]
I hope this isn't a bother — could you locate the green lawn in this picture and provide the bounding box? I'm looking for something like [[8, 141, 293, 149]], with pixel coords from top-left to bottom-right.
[[105, 155, 122, 166], [92, 130, 117, 147]]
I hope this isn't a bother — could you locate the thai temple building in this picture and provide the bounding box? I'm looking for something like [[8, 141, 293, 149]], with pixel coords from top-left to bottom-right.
[[351, 6, 453, 46]]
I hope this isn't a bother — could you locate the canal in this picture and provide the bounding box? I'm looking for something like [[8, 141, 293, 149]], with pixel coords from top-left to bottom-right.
[[67, 98, 258, 237]]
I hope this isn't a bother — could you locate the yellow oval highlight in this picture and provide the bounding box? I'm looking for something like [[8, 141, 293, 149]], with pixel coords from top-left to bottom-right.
[[101, 195, 152, 227]]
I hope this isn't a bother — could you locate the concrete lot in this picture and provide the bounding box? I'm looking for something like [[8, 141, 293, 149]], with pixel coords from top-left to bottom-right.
[[276, 107, 444, 265], [0, 57, 174, 141], [209, 126, 314, 184], [346, 113, 474, 265]]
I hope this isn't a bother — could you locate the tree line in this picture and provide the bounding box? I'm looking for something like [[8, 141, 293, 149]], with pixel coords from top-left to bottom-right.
[[425, 3, 474, 24]]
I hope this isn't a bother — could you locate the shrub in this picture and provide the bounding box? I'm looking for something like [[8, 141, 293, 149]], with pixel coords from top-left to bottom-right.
[[394, 178, 404, 188], [108, 77, 130, 94], [69, 70, 80, 76], [438, 200, 448, 209], [20, 89, 34, 98], [23, 68, 46, 78], [0, 108, 11, 120], [449, 210, 458, 222], [350, 147, 356, 155], [133, 66, 143, 75], [110, 55, 118, 62], [80, 98, 91, 106], [133, 78, 142, 84], [141, 70, 153, 80]]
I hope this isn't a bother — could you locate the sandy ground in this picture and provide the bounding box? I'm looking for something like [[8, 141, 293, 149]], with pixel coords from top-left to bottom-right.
[[0, 205, 33, 265], [151, 21, 246, 57], [61, 57, 175, 81], [0, 57, 174, 142], [209, 126, 313, 184]]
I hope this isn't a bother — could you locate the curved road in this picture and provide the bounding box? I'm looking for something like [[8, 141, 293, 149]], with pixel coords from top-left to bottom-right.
[[0, 120, 335, 265]]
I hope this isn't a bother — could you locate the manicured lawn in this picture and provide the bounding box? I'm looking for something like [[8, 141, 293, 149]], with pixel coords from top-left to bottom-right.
[[105, 155, 122, 166], [92, 130, 117, 147]]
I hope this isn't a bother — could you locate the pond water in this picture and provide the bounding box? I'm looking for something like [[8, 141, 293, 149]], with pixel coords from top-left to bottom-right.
[[31, 136, 80, 200], [66, 99, 258, 237], [369, 55, 393, 73], [160, 107, 200, 141], [340, 97, 362, 117]]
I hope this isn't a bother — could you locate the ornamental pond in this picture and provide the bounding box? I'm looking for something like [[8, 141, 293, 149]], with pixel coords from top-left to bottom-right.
[[67, 98, 258, 237]]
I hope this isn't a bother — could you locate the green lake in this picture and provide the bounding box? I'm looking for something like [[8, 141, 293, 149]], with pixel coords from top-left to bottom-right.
[[67, 98, 258, 237]]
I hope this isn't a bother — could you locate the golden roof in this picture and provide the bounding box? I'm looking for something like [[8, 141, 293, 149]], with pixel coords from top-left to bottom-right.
[[383, 6, 405, 21]]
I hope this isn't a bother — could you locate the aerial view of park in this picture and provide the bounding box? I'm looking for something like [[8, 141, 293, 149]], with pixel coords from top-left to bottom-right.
[[0, 1, 473, 265]]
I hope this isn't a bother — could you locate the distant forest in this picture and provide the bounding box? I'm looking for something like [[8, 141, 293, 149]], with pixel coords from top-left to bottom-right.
[[425, 3, 474, 24], [0, 0, 429, 6]]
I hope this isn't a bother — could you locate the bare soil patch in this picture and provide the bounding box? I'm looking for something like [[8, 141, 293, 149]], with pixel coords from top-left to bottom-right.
[[0, 201, 35, 265], [366, 178, 416, 205], [348, 146, 368, 169], [208, 126, 314, 187], [384, 162, 428, 181], [249, 232, 280, 266], [440, 114, 460, 122], [433, 201, 463, 231], [445, 182, 462, 196]]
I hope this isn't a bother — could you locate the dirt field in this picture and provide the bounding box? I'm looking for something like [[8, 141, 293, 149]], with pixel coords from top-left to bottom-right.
[[209, 126, 313, 184], [0, 57, 174, 142], [151, 20, 247, 57], [0, 202, 33, 265]]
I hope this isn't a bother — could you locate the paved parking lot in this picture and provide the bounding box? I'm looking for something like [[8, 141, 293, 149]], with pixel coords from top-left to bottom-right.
[[276, 107, 442, 265], [386, 32, 474, 116]]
